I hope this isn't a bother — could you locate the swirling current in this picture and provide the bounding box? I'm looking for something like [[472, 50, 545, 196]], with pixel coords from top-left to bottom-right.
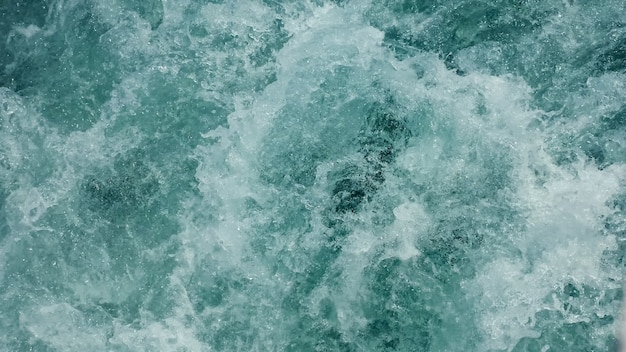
[[1, 0, 625, 351]]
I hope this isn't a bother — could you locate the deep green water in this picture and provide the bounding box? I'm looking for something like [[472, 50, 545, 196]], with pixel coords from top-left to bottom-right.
[[1, 0, 625, 351]]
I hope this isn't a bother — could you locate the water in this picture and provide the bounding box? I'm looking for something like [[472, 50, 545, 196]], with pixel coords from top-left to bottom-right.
[[0, 0, 625, 351]]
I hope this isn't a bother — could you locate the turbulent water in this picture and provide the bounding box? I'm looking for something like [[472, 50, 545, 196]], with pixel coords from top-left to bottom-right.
[[1, 0, 625, 351]]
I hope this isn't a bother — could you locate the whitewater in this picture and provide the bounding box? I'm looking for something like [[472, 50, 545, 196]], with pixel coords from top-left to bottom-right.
[[1, 0, 625, 351]]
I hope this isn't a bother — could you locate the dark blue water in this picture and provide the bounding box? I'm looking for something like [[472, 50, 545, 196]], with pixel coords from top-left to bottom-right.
[[1, 0, 625, 351]]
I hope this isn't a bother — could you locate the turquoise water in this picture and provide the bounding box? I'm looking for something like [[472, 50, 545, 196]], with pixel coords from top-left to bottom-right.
[[1, 0, 625, 350]]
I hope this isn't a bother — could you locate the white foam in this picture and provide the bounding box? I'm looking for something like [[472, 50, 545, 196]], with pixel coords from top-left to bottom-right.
[[109, 315, 206, 352], [14, 24, 41, 38], [469, 142, 625, 350], [379, 28, 625, 348], [389, 202, 430, 260], [20, 303, 109, 351], [3, 1, 624, 350]]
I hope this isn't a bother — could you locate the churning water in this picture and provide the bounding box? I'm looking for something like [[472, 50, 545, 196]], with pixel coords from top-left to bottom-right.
[[1, 0, 625, 351]]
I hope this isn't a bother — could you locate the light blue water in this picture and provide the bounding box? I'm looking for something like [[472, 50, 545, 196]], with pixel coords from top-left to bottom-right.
[[1, 0, 625, 351]]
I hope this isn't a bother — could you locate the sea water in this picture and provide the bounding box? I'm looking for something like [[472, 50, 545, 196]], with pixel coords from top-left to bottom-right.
[[0, 0, 625, 351]]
